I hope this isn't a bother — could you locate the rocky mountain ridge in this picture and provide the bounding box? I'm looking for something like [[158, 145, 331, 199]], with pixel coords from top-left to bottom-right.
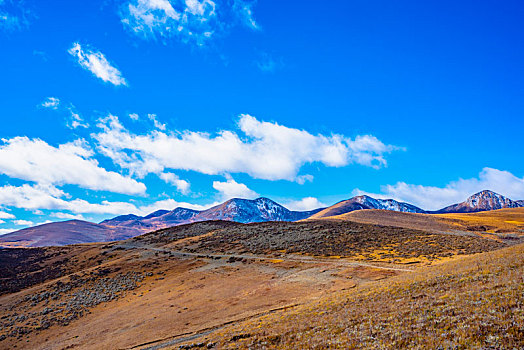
[[2, 190, 523, 247], [436, 190, 523, 213]]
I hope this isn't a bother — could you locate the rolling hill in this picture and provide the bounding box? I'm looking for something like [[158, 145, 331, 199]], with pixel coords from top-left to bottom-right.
[[313, 207, 524, 237], [0, 215, 520, 349]]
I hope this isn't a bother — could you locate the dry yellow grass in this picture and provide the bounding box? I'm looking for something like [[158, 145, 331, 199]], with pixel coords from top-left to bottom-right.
[[189, 243, 524, 349], [436, 208, 524, 234], [314, 207, 524, 238]]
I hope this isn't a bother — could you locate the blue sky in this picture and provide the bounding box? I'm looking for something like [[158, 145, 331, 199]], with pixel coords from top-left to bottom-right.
[[0, 0, 523, 232]]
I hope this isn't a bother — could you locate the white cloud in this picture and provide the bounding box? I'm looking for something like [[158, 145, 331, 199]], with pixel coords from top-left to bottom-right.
[[0, 220, 4, 224], [0, 183, 140, 215], [14, 219, 33, 226], [40, 97, 89, 129], [213, 178, 257, 199], [353, 167, 524, 211], [148, 113, 166, 130], [68, 108, 89, 129], [136, 198, 212, 214], [296, 174, 313, 185], [120, 0, 218, 45], [68, 42, 128, 86], [34, 220, 52, 226], [0, 228, 14, 235], [0, 183, 213, 218], [284, 197, 326, 211], [159, 172, 190, 194], [0, 210, 15, 219], [94, 114, 400, 182], [51, 212, 86, 220], [40, 97, 60, 109], [129, 113, 140, 120], [0, 136, 145, 195]]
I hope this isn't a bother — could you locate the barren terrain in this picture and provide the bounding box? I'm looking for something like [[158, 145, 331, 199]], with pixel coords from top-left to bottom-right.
[[0, 216, 521, 349]]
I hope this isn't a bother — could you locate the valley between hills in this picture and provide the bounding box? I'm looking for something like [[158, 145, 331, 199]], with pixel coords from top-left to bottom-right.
[[0, 202, 523, 349]]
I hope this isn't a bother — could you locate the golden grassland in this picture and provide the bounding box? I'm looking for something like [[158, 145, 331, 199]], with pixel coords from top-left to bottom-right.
[[0, 219, 521, 349], [193, 243, 524, 349], [436, 208, 524, 234], [317, 208, 524, 239]]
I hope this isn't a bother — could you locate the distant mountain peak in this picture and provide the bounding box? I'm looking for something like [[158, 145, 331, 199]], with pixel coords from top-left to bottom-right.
[[438, 189, 521, 213], [310, 195, 425, 219], [194, 197, 320, 223]]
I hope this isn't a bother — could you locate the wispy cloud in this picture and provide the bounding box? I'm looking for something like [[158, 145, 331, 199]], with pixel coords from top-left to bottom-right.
[[255, 52, 283, 73], [148, 113, 166, 130], [68, 42, 128, 86], [40, 97, 60, 110], [0, 0, 32, 32], [40, 97, 89, 129], [119, 0, 259, 46], [94, 114, 401, 182], [353, 168, 524, 211], [120, 0, 217, 46], [232, 0, 258, 30]]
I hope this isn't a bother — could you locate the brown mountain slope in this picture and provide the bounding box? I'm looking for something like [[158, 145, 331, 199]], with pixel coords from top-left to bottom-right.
[[202, 241, 524, 349], [0, 219, 513, 349]]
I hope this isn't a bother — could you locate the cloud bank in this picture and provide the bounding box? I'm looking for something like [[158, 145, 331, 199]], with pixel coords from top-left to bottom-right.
[[94, 114, 400, 182], [0, 137, 145, 195]]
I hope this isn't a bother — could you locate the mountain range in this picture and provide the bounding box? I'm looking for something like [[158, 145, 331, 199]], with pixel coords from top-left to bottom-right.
[[1, 190, 523, 247]]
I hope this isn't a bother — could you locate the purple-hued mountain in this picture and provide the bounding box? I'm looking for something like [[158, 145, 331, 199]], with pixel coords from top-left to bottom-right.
[[1, 198, 323, 247], [2, 191, 523, 248], [192, 197, 322, 223], [102, 197, 322, 232], [0, 220, 142, 248], [436, 190, 523, 213]]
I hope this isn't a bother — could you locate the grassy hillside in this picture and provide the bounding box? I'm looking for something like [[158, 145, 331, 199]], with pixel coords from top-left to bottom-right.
[[200, 243, 524, 349], [0, 219, 520, 349], [315, 207, 524, 238]]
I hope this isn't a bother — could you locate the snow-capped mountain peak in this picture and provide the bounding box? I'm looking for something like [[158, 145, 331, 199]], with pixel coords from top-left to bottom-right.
[[437, 190, 522, 213]]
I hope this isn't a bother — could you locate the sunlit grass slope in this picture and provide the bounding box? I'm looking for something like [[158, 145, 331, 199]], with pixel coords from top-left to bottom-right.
[[199, 243, 524, 349]]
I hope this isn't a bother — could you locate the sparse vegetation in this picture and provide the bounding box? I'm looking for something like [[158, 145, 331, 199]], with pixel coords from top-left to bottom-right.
[[0, 217, 520, 349], [201, 243, 524, 349], [179, 220, 507, 262]]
